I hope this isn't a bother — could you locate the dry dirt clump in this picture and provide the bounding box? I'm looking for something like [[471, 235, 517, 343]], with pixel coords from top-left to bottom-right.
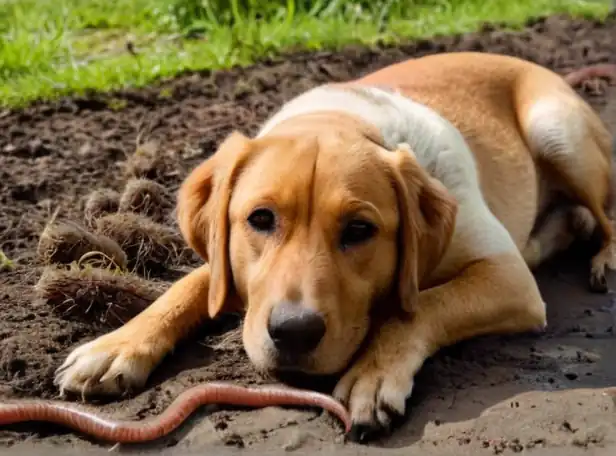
[[83, 189, 121, 228], [33, 178, 182, 333], [118, 178, 173, 223], [37, 219, 128, 270], [123, 140, 185, 183], [93, 212, 190, 273], [34, 265, 168, 328]]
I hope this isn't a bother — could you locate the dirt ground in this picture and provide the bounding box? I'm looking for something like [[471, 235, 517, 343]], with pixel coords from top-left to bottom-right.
[[2, 13, 616, 455]]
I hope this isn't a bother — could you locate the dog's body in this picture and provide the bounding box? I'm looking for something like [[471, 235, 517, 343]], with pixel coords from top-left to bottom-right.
[[55, 52, 615, 441]]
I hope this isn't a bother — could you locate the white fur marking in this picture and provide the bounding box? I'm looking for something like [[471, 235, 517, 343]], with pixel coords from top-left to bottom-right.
[[524, 97, 586, 162]]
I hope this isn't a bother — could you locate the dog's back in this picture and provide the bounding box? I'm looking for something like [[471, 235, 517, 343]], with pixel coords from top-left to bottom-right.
[[354, 52, 613, 251]]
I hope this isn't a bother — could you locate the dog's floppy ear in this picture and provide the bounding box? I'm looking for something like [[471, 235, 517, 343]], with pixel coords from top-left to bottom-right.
[[177, 131, 253, 318], [380, 144, 458, 316]]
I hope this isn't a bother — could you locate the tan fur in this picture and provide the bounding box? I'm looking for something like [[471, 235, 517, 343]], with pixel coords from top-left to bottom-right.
[[333, 250, 546, 423], [55, 52, 614, 433]]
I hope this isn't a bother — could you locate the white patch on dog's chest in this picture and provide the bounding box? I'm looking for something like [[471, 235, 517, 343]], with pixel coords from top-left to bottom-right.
[[258, 86, 519, 276]]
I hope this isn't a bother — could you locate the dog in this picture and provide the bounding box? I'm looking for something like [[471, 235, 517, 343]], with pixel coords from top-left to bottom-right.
[[54, 52, 615, 442]]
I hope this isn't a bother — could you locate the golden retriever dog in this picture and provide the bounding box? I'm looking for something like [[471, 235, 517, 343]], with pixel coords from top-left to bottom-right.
[[55, 52, 615, 442]]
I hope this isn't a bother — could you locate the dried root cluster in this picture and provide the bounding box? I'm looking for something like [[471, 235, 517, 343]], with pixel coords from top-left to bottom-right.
[[34, 177, 190, 328]]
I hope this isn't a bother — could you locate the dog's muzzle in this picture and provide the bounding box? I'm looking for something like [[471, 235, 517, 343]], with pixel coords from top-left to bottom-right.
[[267, 300, 326, 363]]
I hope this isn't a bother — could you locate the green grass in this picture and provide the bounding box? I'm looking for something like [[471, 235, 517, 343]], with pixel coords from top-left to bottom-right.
[[0, 250, 14, 271], [0, 0, 612, 107]]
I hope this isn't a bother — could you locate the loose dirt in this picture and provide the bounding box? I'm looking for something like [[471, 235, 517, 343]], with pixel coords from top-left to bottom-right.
[[2, 13, 616, 456]]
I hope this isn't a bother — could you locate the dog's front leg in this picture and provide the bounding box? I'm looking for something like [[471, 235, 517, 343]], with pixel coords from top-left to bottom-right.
[[334, 252, 547, 442], [54, 264, 213, 397]]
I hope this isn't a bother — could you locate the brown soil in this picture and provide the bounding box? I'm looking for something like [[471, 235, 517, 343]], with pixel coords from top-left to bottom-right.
[[2, 13, 616, 456]]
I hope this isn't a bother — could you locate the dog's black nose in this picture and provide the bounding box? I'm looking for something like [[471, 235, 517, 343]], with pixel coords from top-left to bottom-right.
[[268, 301, 326, 354]]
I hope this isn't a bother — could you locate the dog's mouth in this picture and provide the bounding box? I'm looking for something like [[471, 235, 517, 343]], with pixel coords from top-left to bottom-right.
[[270, 351, 312, 373]]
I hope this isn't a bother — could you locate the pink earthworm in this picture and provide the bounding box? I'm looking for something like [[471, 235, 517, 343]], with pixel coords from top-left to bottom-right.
[[563, 63, 616, 87], [0, 382, 351, 443]]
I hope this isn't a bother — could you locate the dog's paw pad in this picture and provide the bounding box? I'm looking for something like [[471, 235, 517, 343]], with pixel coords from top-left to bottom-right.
[[54, 332, 159, 397], [347, 423, 383, 443]]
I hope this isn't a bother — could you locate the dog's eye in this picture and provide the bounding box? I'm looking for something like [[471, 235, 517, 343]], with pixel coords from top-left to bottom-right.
[[340, 219, 377, 249], [247, 208, 276, 233]]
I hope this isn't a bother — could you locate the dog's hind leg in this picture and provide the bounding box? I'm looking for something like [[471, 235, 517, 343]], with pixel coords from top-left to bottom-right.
[[518, 86, 615, 292], [523, 204, 573, 269], [522, 204, 597, 269]]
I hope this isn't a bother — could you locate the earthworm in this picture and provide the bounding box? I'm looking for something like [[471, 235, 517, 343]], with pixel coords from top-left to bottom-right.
[[0, 382, 351, 443], [564, 63, 616, 87]]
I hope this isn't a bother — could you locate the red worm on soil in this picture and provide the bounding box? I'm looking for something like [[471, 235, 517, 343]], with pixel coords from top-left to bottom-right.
[[0, 382, 351, 443], [563, 63, 616, 86]]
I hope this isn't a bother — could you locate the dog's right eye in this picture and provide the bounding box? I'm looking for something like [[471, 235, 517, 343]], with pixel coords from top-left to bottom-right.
[[340, 219, 377, 250], [247, 208, 276, 233]]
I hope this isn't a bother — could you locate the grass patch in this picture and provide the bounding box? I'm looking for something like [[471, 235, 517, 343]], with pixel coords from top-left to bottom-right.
[[0, 250, 14, 271], [0, 0, 612, 107]]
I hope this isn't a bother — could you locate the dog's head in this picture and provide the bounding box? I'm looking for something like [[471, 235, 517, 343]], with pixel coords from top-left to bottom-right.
[[177, 120, 457, 375]]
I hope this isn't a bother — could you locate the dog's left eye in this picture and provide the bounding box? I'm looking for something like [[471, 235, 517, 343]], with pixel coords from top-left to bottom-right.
[[247, 208, 276, 233], [340, 219, 377, 249]]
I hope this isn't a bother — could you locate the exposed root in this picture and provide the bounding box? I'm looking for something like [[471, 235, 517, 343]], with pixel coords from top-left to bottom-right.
[[118, 178, 173, 223], [83, 189, 120, 228], [34, 265, 169, 328], [207, 326, 244, 352], [94, 212, 191, 273], [37, 220, 127, 270]]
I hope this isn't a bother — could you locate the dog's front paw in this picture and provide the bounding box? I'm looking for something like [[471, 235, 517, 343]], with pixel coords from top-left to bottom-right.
[[333, 338, 427, 443], [54, 328, 167, 397]]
